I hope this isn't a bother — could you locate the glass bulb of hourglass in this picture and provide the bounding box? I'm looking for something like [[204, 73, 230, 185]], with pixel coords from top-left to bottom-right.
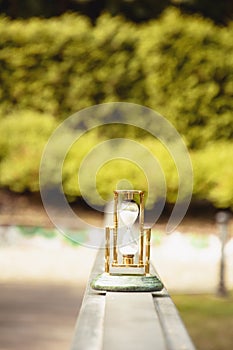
[[119, 201, 139, 258], [119, 200, 139, 227]]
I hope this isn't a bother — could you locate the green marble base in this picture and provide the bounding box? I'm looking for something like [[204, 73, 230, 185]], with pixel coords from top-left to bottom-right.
[[91, 273, 163, 292]]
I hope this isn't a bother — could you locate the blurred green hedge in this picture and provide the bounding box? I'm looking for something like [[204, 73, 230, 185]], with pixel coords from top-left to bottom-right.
[[0, 110, 57, 192], [0, 9, 232, 208], [138, 9, 233, 149]]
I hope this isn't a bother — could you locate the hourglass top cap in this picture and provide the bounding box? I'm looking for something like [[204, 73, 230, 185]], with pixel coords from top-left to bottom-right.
[[114, 190, 144, 196], [114, 190, 144, 201]]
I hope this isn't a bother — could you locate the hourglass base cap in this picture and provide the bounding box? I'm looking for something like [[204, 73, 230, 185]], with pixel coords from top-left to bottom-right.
[[91, 273, 163, 292]]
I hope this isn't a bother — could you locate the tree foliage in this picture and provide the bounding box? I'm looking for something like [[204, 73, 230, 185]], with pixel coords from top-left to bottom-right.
[[0, 110, 57, 192], [0, 9, 232, 147], [0, 10, 232, 208], [0, 0, 232, 24], [138, 9, 233, 148]]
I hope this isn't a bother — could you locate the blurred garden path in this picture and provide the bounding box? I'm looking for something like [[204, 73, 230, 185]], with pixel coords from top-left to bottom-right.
[[0, 282, 84, 350]]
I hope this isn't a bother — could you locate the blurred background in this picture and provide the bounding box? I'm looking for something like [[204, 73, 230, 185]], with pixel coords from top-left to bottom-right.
[[0, 1, 233, 349]]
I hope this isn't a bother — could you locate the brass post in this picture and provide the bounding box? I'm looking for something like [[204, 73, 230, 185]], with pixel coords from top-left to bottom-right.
[[145, 228, 151, 274], [139, 191, 144, 265], [113, 191, 118, 264], [105, 227, 110, 273]]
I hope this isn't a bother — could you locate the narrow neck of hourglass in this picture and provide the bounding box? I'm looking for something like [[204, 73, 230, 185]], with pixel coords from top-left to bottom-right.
[[122, 255, 134, 264]]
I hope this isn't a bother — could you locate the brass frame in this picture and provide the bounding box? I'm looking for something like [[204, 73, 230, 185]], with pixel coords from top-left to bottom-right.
[[104, 190, 151, 275]]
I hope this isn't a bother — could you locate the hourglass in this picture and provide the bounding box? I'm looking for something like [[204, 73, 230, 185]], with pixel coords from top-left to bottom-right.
[[119, 200, 139, 265], [91, 190, 163, 292]]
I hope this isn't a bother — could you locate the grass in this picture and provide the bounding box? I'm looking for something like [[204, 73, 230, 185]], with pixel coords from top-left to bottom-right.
[[172, 292, 233, 350]]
